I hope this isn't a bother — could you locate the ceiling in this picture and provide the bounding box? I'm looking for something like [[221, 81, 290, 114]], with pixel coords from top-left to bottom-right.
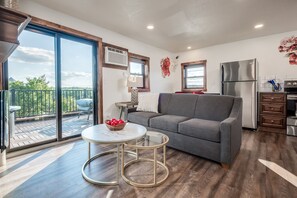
[[30, 0, 297, 52]]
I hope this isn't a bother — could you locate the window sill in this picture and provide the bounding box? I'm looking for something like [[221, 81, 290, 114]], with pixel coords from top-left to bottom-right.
[[181, 88, 207, 93], [128, 88, 150, 93]]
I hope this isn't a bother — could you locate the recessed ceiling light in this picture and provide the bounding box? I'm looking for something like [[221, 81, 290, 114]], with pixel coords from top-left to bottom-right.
[[254, 24, 264, 29], [146, 25, 154, 30], [187, 46, 192, 50]]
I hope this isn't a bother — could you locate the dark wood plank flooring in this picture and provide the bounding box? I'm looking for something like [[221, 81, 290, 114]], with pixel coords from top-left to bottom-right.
[[0, 130, 296, 198]]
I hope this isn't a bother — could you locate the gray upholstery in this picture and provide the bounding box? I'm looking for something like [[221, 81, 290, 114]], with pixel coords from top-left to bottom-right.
[[179, 118, 220, 142], [220, 97, 243, 164], [146, 126, 221, 162], [158, 93, 172, 114], [194, 95, 234, 121], [150, 115, 189, 132], [166, 94, 198, 117], [127, 93, 243, 166], [128, 112, 162, 127]]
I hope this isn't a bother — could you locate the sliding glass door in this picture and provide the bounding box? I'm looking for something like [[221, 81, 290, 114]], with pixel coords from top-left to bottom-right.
[[60, 37, 95, 138], [6, 25, 97, 150], [7, 29, 57, 149]]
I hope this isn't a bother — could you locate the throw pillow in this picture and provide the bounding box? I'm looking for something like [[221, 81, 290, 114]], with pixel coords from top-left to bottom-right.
[[137, 93, 159, 113]]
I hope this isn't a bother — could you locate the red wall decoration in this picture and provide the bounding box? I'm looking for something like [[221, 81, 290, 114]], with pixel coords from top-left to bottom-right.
[[278, 36, 297, 65], [160, 57, 171, 78]]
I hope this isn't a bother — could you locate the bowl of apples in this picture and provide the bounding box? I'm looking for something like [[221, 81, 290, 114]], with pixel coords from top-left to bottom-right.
[[105, 118, 126, 131]]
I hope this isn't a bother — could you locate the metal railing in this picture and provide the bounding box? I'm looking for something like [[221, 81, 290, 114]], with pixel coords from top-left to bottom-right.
[[10, 89, 93, 118]]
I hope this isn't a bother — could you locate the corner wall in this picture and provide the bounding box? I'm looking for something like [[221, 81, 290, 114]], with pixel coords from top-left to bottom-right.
[[18, 1, 179, 120]]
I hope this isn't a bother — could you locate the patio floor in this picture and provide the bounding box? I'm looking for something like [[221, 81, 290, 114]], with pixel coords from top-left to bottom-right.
[[10, 114, 93, 149]]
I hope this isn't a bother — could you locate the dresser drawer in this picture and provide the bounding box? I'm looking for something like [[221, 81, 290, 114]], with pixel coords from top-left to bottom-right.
[[260, 115, 286, 128], [260, 93, 286, 103], [260, 103, 286, 115]]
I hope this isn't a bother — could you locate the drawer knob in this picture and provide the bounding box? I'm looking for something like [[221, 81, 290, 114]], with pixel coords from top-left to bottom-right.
[[271, 120, 274, 123], [271, 97, 275, 100], [270, 108, 274, 110]]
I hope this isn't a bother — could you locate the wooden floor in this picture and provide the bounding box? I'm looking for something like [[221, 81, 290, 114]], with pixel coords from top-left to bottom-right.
[[10, 114, 93, 149], [1, 130, 296, 198]]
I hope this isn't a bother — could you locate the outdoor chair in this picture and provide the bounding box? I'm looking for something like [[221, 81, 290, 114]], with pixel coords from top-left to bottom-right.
[[76, 99, 93, 120]]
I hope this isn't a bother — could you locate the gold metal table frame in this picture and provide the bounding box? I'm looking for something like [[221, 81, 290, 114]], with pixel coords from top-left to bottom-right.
[[121, 132, 170, 187]]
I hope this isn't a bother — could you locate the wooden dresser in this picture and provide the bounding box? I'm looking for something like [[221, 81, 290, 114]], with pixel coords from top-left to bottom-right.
[[259, 92, 286, 133]]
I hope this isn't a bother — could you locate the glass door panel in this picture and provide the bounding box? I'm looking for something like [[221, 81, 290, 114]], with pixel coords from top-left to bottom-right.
[[7, 29, 56, 149], [60, 37, 95, 138]]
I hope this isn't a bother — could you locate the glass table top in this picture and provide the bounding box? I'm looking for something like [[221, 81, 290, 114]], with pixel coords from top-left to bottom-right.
[[125, 131, 169, 148]]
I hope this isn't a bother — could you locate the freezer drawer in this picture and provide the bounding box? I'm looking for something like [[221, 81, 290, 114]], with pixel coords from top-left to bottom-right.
[[222, 81, 257, 129]]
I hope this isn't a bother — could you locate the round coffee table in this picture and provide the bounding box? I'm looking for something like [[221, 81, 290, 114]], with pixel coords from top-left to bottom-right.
[[81, 123, 146, 185], [122, 131, 169, 187]]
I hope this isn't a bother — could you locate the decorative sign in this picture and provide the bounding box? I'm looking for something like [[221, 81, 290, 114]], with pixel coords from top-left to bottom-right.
[[278, 36, 297, 65], [160, 57, 171, 78]]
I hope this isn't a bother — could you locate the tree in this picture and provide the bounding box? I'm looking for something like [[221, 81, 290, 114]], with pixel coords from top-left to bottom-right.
[[10, 75, 51, 90], [10, 75, 54, 117]]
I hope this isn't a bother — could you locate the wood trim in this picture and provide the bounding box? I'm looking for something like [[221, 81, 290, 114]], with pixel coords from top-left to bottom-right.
[[0, 63, 3, 90], [129, 53, 150, 61], [128, 52, 150, 92], [98, 41, 104, 124], [181, 60, 207, 92], [29, 16, 104, 124], [30, 16, 102, 42], [102, 42, 129, 70], [182, 60, 207, 66]]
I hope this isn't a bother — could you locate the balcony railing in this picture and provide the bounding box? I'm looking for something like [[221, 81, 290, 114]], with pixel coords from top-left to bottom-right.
[[10, 89, 93, 118]]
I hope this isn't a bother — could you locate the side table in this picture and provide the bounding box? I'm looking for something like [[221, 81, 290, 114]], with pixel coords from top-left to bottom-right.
[[115, 101, 137, 120], [121, 131, 169, 187]]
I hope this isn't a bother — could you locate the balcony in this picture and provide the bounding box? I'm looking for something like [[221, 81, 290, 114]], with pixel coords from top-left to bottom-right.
[[9, 89, 94, 149]]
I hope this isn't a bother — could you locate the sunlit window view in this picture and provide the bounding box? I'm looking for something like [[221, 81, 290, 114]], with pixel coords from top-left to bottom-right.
[[61, 37, 94, 138], [185, 65, 205, 89], [7, 27, 96, 149], [129, 58, 145, 88]]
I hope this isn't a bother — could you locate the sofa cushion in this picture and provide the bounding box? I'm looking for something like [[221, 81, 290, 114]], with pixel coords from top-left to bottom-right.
[[128, 112, 162, 127], [158, 93, 172, 114], [194, 95, 234, 121], [178, 118, 221, 142], [150, 115, 190, 132], [166, 94, 198, 117]]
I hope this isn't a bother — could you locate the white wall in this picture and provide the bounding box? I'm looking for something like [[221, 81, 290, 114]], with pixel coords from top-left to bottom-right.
[[18, 1, 179, 120], [176, 30, 297, 92]]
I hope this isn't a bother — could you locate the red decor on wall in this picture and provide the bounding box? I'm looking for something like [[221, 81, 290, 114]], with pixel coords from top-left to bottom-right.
[[160, 57, 171, 78], [278, 36, 297, 65]]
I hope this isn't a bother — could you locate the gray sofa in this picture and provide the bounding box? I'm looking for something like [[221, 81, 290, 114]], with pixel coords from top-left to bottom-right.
[[127, 93, 242, 167]]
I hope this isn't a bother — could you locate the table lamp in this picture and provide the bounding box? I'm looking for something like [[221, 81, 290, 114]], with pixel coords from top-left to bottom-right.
[[127, 76, 143, 104]]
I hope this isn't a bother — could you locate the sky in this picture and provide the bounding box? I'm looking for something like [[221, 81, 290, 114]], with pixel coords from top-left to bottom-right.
[[8, 29, 94, 88]]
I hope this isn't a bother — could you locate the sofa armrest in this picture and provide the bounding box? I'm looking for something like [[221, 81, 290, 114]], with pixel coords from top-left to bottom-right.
[[219, 97, 242, 166]]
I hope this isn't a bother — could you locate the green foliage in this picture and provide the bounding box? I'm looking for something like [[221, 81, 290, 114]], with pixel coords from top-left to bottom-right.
[[10, 75, 51, 90]]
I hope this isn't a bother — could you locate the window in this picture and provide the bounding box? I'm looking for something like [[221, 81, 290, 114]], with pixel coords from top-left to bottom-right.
[[128, 53, 150, 92], [181, 60, 207, 91]]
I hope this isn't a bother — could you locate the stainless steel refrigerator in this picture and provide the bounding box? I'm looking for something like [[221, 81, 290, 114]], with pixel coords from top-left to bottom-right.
[[221, 59, 257, 129]]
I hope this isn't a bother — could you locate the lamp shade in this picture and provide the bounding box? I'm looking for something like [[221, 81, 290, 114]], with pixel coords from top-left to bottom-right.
[[127, 76, 143, 88]]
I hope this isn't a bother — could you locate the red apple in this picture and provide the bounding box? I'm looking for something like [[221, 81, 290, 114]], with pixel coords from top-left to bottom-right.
[[118, 119, 124, 124]]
